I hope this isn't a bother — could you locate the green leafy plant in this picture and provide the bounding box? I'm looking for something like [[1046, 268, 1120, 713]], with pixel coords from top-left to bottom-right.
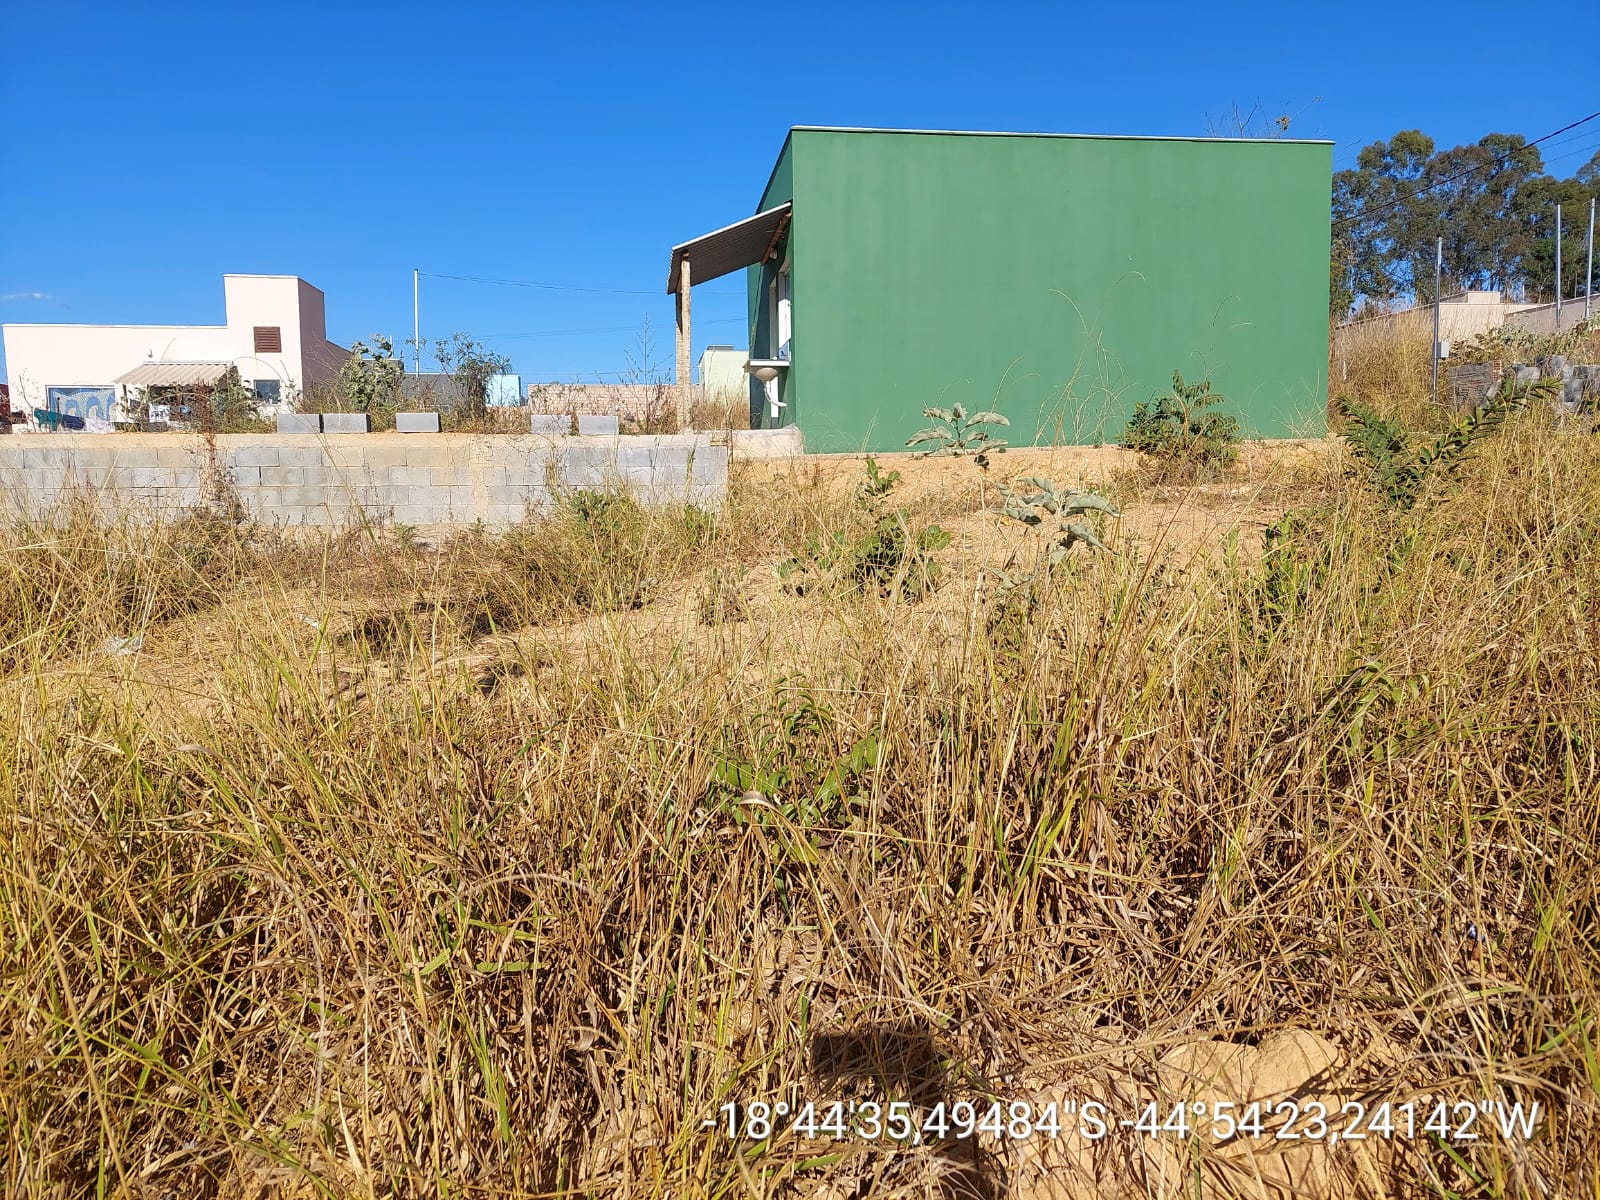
[[998, 477, 1120, 563], [779, 457, 950, 601], [705, 690, 886, 904], [906, 402, 1009, 466], [984, 478, 1119, 641], [1337, 373, 1557, 511], [336, 335, 405, 416], [1122, 371, 1240, 468], [430, 332, 512, 420]]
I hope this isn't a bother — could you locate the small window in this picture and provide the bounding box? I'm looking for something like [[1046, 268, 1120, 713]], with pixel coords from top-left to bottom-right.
[[252, 379, 282, 402], [253, 326, 283, 353]]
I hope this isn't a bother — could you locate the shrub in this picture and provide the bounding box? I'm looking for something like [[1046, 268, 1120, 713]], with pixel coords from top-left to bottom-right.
[[779, 458, 950, 601], [1122, 371, 1240, 468], [1337, 372, 1559, 512]]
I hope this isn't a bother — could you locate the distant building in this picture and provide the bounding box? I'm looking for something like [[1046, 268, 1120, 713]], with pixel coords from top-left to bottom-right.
[[667, 126, 1333, 451], [1, 274, 347, 431], [401, 373, 467, 408], [525, 380, 677, 427], [697, 345, 746, 399], [1340, 290, 1543, 344]]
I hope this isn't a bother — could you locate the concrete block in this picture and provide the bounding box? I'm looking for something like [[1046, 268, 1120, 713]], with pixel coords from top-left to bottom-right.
[[488, 483, 535, 505], [154, 445, 196, 468], [389, 466, 433, 488], [577, 414, 619, 436], [392, 503, 446, 526], [274, 446, 324, 468], [530, 413, 572, 435], [321, 413, 371, 434], [429, 466, 472, 487], [690, 449, 729, 486], [275, 486, 331, 509], [730, 427, 804, 458], [481, 502, 527, 525], [230, 465, 262, 487], [233, 444, 280, 468], [277, 413, 322, 434], [395, 411, 441, 433]]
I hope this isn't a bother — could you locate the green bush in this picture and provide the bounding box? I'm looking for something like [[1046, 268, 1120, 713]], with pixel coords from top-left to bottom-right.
[[1122, 371, 1240, 468]]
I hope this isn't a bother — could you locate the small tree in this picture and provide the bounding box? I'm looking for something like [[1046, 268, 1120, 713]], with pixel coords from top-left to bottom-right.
[[337, 335, 405, 414], [432, 332, 511, 419]]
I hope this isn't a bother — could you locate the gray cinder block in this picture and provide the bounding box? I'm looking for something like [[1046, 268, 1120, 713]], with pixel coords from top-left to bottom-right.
[[576, 414, 619, 436], [395, 412, 441, 433], [530, 413, 572, 435], [276, 413, 322, 434], [321, 413, 371, 434]]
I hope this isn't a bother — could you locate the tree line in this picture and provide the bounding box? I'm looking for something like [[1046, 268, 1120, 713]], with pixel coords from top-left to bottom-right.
[[1330, 129, 1600, 319]]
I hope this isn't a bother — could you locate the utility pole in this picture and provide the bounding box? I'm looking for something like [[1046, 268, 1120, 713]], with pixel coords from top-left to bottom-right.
[[1432, 235, 1443, 409], [1586, 197, 1596, 321], [413, 269, 421, 375], [1555, 205, 1562, 328]]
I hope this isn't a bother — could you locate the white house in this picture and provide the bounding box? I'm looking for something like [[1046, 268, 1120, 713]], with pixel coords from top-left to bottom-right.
[[1, 274, 347, 430]]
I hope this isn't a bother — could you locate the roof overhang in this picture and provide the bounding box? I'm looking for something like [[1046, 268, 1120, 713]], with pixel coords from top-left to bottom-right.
[[667, 202, 791, 294], [113, 361, 232, 388]]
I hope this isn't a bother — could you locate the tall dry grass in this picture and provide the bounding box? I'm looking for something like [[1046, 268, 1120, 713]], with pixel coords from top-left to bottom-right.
[[1, 422, 1598, 1198], [1330, 310, 1437, 429]]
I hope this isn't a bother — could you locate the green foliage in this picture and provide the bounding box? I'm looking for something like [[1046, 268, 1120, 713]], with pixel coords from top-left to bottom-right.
[[206, 366, 262, 431], [337, 335, 405, 415], [780, 457, 950, 601], [987, 478, 1119, 637], [1122, 372, 1240, 468], [1337, 373, 1557, 511], [705, 690, 886, 903], [906, 401, 1009, 465], [998, 477, 1120, 563], [1331, 128, 1600, 317], [431, 332, 512, 419]]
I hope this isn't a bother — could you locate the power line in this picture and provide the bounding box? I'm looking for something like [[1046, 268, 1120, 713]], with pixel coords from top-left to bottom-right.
[[1333, 109, 1600, 230], [418, 270, 743, 297], [476, 317, 744, 341]]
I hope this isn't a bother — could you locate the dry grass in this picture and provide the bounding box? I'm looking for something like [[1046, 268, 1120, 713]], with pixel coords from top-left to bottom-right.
[[1, 422, 1598, 1199], [1330, 311, 1437, 430]]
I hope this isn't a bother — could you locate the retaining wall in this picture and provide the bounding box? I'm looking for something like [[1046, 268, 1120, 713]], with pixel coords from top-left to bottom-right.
[[0, 433, 728, 528]]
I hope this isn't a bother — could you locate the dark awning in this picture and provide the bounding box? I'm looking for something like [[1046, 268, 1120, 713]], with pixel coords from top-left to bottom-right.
[[666, 203, 791, 294]]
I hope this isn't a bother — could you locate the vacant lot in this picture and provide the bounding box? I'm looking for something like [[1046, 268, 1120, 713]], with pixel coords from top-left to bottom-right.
[[1, 423, 1596, 1198]]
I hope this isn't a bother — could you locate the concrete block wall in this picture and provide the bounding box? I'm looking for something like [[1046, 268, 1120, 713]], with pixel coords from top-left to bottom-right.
[[0, 433, 728, 529]]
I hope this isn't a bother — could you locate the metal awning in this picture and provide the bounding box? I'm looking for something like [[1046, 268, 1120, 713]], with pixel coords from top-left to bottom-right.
[[113, 361, 232, 388], [667, 203, 791, 293]]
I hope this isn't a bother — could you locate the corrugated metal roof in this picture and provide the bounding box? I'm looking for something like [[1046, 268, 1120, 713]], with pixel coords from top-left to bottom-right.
[[113, 361, 232, 387], [667, 203, 791, 294]]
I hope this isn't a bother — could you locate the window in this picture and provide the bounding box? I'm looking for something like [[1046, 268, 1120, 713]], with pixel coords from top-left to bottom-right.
[[253, 326, 283, 354], [252, 379, 282, 402]]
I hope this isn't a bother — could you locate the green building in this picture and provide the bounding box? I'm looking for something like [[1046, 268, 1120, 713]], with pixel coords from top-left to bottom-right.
[[667, 127, 1332, 453]]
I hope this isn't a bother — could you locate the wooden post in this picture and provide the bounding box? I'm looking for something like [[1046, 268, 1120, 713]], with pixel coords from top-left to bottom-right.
[[675, 256, 692, 429]]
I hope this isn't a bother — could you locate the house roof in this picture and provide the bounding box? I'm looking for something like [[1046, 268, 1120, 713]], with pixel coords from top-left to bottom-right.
[[668, 203, 791, 294], [400, 373, 466, 405], [113, 361, 232, 387], [785, 125, 1334, 145]]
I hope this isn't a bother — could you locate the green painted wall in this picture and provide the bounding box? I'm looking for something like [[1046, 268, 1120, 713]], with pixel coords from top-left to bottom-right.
[[752, 129, 1331, 452]]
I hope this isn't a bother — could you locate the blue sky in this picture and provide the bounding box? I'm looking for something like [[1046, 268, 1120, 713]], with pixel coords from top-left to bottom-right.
[[3, 0, 1599, 385]]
